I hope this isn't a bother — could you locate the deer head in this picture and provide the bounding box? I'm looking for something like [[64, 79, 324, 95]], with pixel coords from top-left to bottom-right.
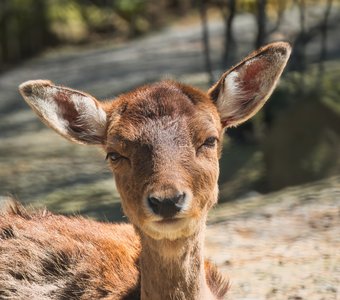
[[19, 42, 291, 242]]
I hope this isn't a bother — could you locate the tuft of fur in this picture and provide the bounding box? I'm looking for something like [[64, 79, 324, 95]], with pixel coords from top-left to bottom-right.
[[205, 261, 230, 299]]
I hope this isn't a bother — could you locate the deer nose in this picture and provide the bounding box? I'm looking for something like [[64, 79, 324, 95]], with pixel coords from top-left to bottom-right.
[[147, 192, 186, 219]]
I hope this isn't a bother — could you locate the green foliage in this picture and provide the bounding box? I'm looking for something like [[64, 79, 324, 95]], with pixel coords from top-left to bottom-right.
[[0, 0, 191, 68], [235, 0, 293, 14], [48, 1, 88, 42], [114, 0, 145, 17], [0, 0, 52, 67]]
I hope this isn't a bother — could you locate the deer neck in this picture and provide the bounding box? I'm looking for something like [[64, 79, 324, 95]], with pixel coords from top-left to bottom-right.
[[137, 219, 214, 300]]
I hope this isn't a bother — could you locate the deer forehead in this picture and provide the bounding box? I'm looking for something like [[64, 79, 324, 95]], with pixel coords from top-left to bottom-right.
[[106, 82, 221, 148]]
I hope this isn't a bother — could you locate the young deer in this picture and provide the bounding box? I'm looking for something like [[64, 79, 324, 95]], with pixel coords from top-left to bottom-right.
[[0, 42, 291, 300]]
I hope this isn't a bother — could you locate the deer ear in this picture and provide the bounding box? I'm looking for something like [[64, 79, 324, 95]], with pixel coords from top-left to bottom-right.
[[209, 42, 291, 128], [19, 80, 107, 144]]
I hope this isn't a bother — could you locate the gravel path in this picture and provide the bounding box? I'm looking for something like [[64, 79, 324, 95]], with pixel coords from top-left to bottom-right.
[[206, 177, 340, 300]]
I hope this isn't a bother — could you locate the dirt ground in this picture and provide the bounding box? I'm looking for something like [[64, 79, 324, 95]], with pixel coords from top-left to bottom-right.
[[206, 176, 340, 300]]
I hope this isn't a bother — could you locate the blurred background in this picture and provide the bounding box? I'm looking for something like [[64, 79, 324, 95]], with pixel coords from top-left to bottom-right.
[[0, 0, 338, 218], [0, 1, 339, 299]]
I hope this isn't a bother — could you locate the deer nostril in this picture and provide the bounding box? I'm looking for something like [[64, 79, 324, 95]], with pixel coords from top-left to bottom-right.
[[173, 193, 186, 206], [147, 192, 186, 218], [148, 196, 162, 215]]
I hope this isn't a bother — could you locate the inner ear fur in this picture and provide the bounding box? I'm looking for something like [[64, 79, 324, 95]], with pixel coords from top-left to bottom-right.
[[19, 80, 107, 145], [209, 42, 292, 128]]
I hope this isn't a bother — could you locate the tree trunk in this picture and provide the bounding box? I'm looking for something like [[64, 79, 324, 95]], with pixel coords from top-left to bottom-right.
[[199, 0, 214, 85], [295, 0, 307, 93], [317, 0, 333, 91], [221, 0, 237, 67], [255, 0, 267, 48], [0, 0, 10, 67], [253, 0, 267, 142]]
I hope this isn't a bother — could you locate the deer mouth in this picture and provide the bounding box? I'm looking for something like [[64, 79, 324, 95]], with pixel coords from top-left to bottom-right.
[[151, 217, 192, 232], [144, 216, 198, 240], [156, 217, 183, 225]]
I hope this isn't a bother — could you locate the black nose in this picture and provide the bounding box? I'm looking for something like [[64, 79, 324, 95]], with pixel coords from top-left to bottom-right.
[[147, 193, 186, 219]]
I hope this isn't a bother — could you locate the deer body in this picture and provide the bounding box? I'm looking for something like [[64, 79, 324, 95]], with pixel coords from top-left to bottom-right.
[[0, 205, 141, 299], [0, 42, 291, 299]]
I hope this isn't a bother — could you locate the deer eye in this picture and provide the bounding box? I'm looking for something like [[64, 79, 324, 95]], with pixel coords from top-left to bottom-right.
[[106, 152, 125, 162], [202, 136, 218, 148], [196, 136, 218, 155]]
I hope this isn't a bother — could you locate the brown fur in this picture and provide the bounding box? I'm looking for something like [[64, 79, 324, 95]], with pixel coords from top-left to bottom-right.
[[2, 42, 291, 299], [0, 201, 226, 300], [0, 201, 140, 300]]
